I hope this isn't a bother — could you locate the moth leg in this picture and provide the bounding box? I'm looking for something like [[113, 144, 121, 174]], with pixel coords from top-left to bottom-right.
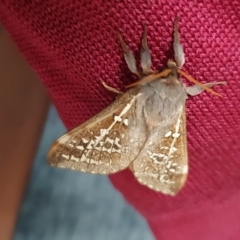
[[141, 24, 153, 75], [101, 81, 123, 94], [186, 81, 227, 96], [174, 17, 185, 68], [118, 33, 141, 77]]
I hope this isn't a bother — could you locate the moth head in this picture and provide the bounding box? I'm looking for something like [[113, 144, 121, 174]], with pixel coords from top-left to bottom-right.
[[166, 59, 179, 78], [167, 59, 177, 69]]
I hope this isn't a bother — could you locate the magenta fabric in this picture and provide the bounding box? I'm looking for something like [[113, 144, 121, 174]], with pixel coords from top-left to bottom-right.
[[1, 1, 239, 239]]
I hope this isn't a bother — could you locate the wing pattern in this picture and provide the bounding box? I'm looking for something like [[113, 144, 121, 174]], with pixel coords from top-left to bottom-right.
[[48, 89, 142, 174], [132, 110, 188, 195]]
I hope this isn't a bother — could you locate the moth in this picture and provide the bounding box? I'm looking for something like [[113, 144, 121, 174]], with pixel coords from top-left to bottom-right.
[[48, 18, 226, 196]]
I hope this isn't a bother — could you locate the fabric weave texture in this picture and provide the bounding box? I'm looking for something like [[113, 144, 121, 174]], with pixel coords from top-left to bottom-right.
[[1, 1, 240, 239]]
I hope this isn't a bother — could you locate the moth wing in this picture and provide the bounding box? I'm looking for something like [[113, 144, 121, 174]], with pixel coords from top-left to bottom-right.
[[48, 89, 140, 174], [131, 109, 188, 196]]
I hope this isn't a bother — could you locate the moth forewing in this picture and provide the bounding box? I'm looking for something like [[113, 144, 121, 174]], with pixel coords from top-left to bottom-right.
[[47, 87, 142, 174]]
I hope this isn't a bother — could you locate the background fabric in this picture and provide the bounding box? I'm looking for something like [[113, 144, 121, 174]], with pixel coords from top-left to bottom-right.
[[1, 1, 240, 239]]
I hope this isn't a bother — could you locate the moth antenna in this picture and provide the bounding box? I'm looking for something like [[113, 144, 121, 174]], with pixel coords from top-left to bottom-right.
[[125, 69, 171, 88], [173, 17, 185, 68], [141, 23, 152, 74], [101, 81, 122, 94], [178, 69, 222, 97], [117, 31, 141, 77]]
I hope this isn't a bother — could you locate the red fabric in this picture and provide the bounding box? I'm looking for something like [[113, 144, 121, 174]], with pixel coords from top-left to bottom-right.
[[1, 1, 239, 239]]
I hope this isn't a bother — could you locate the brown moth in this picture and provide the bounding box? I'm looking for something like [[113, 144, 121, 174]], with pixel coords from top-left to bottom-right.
[[47, 18, 226, 196]]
